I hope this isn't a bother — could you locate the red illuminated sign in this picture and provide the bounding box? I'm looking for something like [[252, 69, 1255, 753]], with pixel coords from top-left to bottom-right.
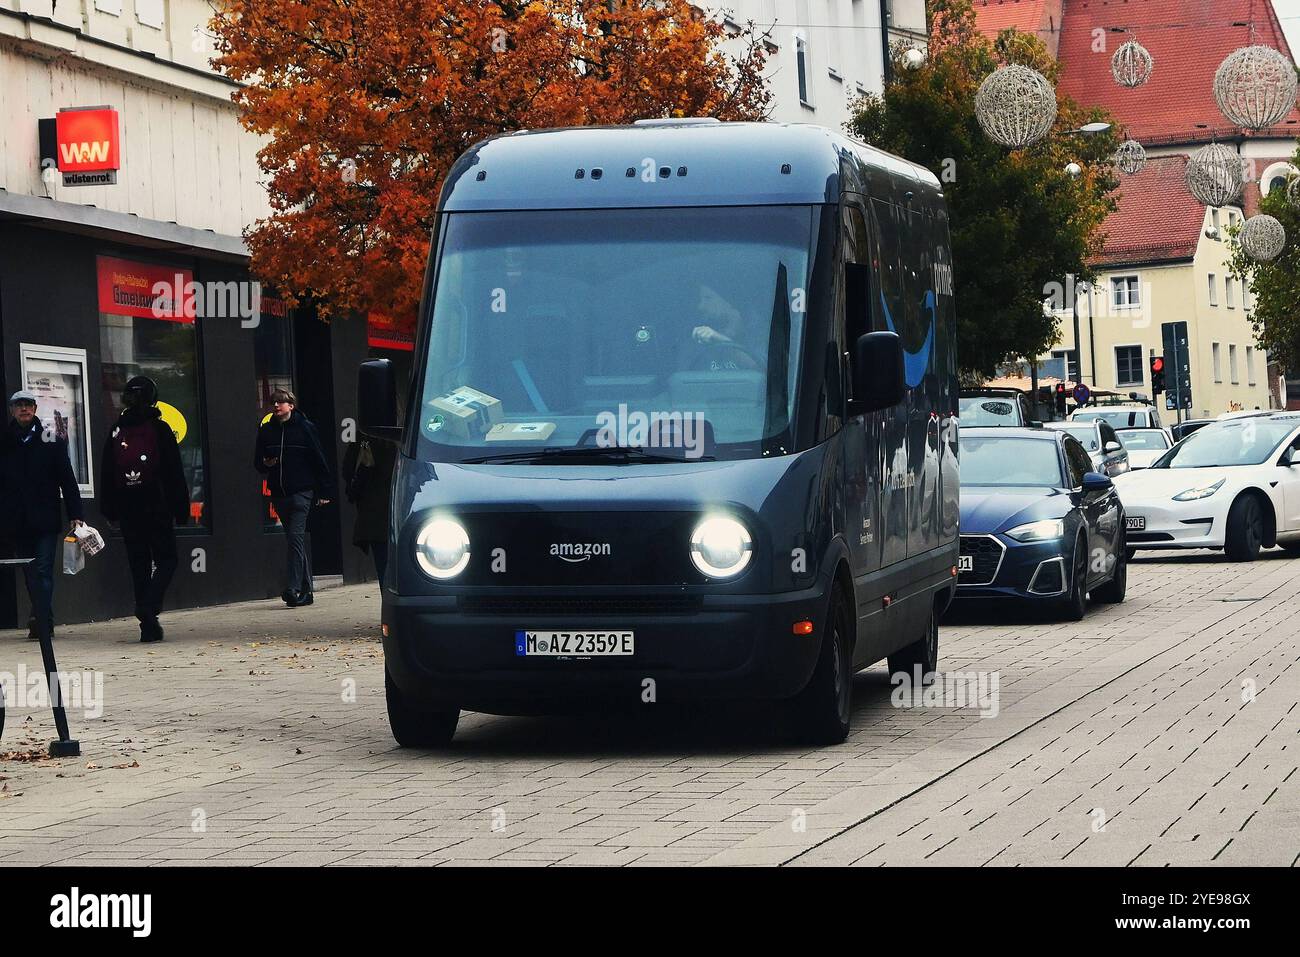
[[96, 256, 195, 323], [55, 108, 120, 183]]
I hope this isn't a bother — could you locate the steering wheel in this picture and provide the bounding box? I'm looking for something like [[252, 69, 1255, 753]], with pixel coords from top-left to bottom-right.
[[688, 339, 762, 372]]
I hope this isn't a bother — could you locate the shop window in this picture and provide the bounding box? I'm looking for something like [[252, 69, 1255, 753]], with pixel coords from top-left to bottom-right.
[[96, 255, 209, 529], [254, 297, 295, 531]]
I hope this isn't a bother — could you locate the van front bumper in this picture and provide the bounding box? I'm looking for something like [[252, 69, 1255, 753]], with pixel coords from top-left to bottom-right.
[[381, 583, 830, 714]]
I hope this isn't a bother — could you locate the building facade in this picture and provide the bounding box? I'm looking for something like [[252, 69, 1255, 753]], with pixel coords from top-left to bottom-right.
[[0, 0, 382, 628], [972, 0, 1297, 418], [722, 0, 927, 131]]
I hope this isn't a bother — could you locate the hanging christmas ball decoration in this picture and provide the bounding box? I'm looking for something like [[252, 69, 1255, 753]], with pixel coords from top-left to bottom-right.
[[1113, 139, 1147, 175], [1239, 214, 1286, 262], [1213, 45, 1298, 130], [902, 48, 926, 71], [1065, 162, 1082, 178], [975, 64, 1057, 148], [1111, 38, 1154, 88], [1186, 143, 1244, 206]]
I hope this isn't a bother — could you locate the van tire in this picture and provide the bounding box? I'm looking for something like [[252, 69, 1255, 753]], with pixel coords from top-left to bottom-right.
[[786, 586, 852, 746], [385, 668, 459, 747], [888, 604, 939, 681], [1225, 494, 1264, 562]]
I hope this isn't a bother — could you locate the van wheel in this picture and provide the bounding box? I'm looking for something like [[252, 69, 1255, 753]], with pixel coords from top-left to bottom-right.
[[1059, 536, 1089, 621], [888, 604, 939, 680], [385, 668, 459, 747], [1224, 495, 1264, 562], [787, 586, 852, 746], [1094, 543, 1127, 604], [1279, 541, 1300, 555]]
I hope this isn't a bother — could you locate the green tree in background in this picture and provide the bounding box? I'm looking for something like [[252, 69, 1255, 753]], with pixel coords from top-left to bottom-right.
[[848, 0, 1119, 379], [1227, 157, 1300, 373]]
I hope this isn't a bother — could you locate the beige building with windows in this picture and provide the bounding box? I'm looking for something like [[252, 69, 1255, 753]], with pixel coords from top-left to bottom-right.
[[1046, 155, 1277, 420]]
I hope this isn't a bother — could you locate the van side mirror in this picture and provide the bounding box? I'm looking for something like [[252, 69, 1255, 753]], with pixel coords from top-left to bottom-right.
[[1104, 440, 1123, 453], [850, 331, 907, 414], [358, 359, 401, 440]]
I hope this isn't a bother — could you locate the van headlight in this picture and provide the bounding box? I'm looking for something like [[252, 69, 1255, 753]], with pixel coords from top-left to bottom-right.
[[690, 516, 752, 578], [1005, 519, 1064, 542], [415, 518, 470, 579], [1173, 478, 1225, 502]]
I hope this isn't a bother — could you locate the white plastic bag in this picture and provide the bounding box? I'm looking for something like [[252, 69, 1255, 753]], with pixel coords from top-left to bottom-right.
[[62, 536, 84, 575], [73, 524, 105, 557]]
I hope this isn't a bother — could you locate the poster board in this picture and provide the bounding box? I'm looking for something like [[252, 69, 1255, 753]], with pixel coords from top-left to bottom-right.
[[18, 344, 94, 497]]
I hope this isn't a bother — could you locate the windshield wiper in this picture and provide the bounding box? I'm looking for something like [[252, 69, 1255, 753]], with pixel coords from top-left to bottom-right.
[[461, 445, 713, 465]]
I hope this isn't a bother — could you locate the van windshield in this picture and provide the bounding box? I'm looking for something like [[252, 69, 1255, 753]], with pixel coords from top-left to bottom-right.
[[416, 206, 820, 463]]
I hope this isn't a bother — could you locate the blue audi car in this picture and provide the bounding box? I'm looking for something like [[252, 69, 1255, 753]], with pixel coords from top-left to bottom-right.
[[956, 428, 1127, 619]]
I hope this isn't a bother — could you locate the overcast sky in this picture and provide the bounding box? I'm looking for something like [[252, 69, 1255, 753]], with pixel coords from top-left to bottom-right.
[[1276, 0, 1300, 53]]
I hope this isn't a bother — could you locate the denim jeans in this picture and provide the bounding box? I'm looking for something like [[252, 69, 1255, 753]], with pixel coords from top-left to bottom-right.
[[272, 491, 314, 595]]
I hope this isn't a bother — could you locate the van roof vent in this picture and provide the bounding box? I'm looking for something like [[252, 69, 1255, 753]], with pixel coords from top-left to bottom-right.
[[633, 117, 721, 127]]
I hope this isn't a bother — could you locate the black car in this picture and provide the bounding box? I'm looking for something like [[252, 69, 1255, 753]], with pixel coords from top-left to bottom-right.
[[1170, 419, 1213, 442], [956, 428, 1127, 620]]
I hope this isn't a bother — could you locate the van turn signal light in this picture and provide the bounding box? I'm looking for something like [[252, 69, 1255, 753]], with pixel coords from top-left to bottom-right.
[[792, 620, 814, 636]]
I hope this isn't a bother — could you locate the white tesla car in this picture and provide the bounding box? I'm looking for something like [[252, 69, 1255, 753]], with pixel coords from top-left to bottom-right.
[[1116, 427, 1172, 469], [1113, 412, 1300, 561]]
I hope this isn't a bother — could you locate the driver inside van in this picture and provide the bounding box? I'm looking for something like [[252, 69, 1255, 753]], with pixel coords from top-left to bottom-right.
[[688, 283, 761, 371]]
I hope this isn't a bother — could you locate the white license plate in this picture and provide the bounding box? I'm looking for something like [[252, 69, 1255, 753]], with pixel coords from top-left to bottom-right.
[[1126, 516, 1146, 531], [515, 630, 634, 657], [958, 555, 974, 572]]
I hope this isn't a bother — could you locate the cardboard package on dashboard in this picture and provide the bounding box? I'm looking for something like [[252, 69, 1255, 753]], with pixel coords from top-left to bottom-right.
[[426, 386, 503, 438]]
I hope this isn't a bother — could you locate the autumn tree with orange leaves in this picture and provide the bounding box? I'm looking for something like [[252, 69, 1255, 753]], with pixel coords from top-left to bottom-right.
[[212, 1, 772, 325]]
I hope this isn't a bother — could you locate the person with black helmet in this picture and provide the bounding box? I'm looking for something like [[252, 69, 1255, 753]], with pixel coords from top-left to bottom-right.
[[0, 389, 84, 640], [98, 376, 190, 643]]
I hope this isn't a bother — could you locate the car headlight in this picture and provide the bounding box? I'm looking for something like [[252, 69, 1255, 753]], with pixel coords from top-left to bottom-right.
[[415, 517, 471, 579], [690, 516, 752, 578], [1172, 478, 1225, 502], [1005, 519, 1064, 542]]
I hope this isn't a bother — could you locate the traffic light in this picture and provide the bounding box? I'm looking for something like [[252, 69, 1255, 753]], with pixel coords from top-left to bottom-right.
[[1151, 355, 1166, 396], [1055, 382, 1067, 417]]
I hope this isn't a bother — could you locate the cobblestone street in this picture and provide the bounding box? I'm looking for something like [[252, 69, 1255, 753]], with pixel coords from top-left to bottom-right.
[[1, 551, 1296, 866]]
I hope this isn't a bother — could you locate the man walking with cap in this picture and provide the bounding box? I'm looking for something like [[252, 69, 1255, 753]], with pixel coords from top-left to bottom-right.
[[99, 376, 190, 642], [254, 388, 334, 606], [0, 390, 84, 640]]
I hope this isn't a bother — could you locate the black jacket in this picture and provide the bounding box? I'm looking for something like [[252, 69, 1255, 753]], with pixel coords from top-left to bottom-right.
[[0, 416, 84, 537], [98, 406, 191, 525], [254, 409, 336, 499]]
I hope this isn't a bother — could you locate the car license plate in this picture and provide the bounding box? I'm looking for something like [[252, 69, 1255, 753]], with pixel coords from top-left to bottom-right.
[[1126, 516, 1146, 531], [958, 555, 974, 572], [515, 630, 634, 657]]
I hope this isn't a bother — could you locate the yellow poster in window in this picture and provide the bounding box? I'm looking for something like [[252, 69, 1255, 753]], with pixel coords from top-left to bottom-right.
[[157, 400, 188, 444]]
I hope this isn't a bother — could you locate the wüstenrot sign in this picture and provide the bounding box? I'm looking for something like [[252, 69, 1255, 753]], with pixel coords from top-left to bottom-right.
[[55, 107, 121, 186]]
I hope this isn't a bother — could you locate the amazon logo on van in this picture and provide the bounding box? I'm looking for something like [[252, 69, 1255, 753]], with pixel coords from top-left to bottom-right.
[[550, 542, 612, 562]]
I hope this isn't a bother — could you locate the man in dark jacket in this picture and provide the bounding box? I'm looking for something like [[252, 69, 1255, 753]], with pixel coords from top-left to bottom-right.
[[0, 390, 84, 640], [99, 376, 190, 643], [254, 389, 334, 606]]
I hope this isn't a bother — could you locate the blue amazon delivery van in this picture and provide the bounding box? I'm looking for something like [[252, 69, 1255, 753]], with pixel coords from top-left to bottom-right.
[[358, 119, 959, 746]]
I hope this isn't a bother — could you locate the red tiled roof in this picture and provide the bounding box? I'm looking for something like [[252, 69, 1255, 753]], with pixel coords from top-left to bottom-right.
[[1058, 0, 1300, 144], [975, 0, 1300, 145], [1092, 154, 1204, 266], [973, 0, 1064, 55]]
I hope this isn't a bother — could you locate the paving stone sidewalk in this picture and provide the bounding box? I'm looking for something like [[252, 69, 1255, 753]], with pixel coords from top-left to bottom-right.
[[1, 551, 1296, 866]]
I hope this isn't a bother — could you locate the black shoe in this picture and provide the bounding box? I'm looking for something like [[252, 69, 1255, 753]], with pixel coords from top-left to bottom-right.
[[140, 618, 164, 643], [26, 617, 53, 641], [281, 588, 297, 606], [295, 592, 314, 606]]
